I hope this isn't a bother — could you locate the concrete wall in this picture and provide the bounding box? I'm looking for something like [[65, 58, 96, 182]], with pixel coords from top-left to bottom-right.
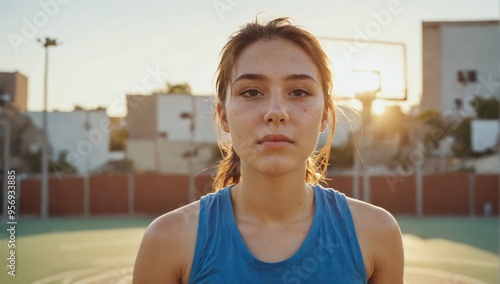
[[441, 23, 500, 116], [17, 173, 499, 217], [126, 94, 157, 139], [126, 139, 156, 171], [127, 139, 216, 173], [26, 110, 111, 174], [156, 93, 191, 141], [127, 94, 217, 173], [156, 94, 216, 143], [421, 21, 500, 114]]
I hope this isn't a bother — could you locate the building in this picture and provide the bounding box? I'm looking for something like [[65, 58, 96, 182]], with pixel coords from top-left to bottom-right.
[[0, 71, 28, 111], [126, 93, 216, 174], [421, 20, 500, 116], [26, 110, 111, 174], [421, 20, 500, 157]]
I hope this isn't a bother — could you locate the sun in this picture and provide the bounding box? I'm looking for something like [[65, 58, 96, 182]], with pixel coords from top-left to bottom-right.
[[372, 101, 385, 115]]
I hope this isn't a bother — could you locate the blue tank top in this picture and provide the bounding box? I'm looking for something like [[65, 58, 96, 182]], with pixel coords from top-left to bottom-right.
[[188, 184, 367, 284]]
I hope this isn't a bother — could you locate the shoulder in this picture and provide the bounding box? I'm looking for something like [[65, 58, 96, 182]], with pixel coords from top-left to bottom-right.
[[133, 201, 200, 283], [346, 197, 400, 234], [145, 201, 201, 247], [148, 201, 201, 237], [318, 187, 400, 231], [346, 197, 404, 283]]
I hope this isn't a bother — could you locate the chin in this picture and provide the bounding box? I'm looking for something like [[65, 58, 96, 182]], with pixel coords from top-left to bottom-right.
[[254, 159, 302, 176]]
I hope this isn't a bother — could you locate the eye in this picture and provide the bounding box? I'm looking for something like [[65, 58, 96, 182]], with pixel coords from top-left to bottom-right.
[[241, 89, 262, 97], [290, 89, 311, 97]]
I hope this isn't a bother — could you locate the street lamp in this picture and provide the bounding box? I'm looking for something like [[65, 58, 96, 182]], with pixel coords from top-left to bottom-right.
[[38, 37, 59, 219], [352, 70, 381, 203]]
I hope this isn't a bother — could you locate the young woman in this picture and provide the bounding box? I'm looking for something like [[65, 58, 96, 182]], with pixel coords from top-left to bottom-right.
[[133, 17, 404, 283]]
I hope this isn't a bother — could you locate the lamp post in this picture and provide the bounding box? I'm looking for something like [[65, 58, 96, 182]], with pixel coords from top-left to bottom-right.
[[1, 93, 11, 218], [352, 70, 381, 203], [38, 37, 59, 219]]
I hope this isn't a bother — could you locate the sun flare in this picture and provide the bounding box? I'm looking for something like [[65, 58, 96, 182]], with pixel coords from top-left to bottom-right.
[[372, 101, 386, 115]]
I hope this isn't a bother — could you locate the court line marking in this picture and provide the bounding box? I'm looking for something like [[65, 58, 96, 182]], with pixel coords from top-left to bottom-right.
[[58, 239, 139, 250], [72, 267, 133, 284], [116, 275, 133, 284], [31, 268, 98, 284], [93, 256, 135, 266]]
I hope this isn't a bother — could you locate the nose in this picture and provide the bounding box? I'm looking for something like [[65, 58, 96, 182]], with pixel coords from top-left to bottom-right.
[[263, 93, 289, 125]]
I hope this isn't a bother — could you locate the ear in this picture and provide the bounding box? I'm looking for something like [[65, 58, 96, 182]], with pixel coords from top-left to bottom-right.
[[320, 108, 329, 133], [217, 102, 230, 133]]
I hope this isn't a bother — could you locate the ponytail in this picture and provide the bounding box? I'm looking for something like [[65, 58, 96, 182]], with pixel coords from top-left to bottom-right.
[[213, 146, 241, 190]]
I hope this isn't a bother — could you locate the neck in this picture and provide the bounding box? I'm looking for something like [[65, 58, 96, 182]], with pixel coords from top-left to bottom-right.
[[230, 163, 314, 225]]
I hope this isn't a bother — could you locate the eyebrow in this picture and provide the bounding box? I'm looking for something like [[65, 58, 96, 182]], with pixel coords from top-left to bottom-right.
[[233, 73, 317, 83]]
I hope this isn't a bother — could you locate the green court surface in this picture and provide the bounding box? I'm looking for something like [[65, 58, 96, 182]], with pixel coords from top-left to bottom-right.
[[0, 217, 498, 284]]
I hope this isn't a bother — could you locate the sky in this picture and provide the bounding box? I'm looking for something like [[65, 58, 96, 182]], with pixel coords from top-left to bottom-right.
[[0, 0, 498, 117]]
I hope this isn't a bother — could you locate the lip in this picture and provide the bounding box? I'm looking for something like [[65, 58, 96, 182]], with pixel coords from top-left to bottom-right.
[[257, 134, 294, 149]]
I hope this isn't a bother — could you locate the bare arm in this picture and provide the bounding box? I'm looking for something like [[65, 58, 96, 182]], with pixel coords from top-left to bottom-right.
[[348, 199, 404, 284], [133, 203, 199, 284], [368, 211, 404, 284]]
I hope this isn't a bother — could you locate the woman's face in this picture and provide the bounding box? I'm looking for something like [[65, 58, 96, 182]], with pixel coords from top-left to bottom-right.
[[220, 39, 328, 176]]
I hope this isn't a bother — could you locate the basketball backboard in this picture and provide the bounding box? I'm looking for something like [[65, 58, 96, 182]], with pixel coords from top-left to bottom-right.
[[319, 37, 407, 101]]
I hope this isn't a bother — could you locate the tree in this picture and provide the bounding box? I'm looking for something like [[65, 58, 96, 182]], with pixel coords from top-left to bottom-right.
[[49, 151, 77, 175], [110, 128, 128, 151], [416, 110, 473, 157], [471, 96, 499, 119], [167, 83, 191, 94], [22, 149, 77, 174], [108, 116, 128, 151]]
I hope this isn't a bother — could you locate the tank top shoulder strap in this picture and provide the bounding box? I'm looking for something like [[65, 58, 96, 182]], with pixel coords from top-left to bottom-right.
[[316, 185, 367, 280], [189, 186, 231, 283]]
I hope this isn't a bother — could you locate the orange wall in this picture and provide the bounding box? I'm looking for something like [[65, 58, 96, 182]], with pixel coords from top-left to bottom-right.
[[327, 176, 354, 197], [19, 179, 41, 215], [90, 174, 129, 215], [474, 175, 499, 215], [371, 175, 416, 215], [48, 177, 84, 216], [423, 173, 470, 215], [18, 173, 498, 217], [133, 174, 188, 215]]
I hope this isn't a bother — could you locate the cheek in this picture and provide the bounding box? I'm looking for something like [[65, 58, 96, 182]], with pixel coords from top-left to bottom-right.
[[295, 105, 323, 126], [228, 104, 258, 127], [227, 111, 249, 137]]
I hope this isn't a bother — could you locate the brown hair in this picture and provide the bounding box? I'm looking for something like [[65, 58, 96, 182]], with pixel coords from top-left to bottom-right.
[[212, 17, 336, 190]]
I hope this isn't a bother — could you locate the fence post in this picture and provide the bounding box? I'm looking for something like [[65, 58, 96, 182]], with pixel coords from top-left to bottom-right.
[[128, 173, 134, 216], [469, 174, 475, 217], [416, 162, 423, 217], [16, 174, 24, 217], [83, 175, 89, 217]]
